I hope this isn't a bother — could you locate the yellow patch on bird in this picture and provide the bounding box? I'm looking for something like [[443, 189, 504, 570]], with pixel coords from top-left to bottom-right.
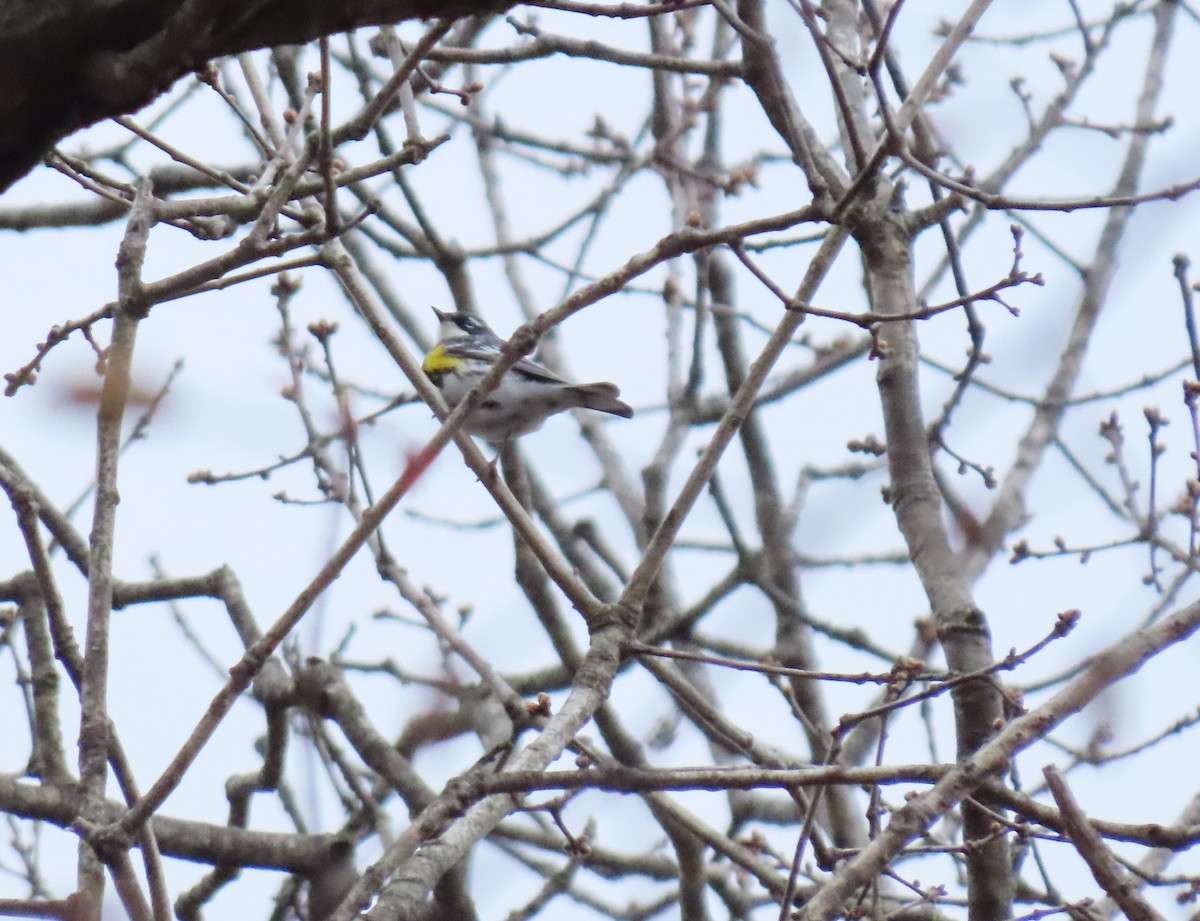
[[422, 343, 463, 375]]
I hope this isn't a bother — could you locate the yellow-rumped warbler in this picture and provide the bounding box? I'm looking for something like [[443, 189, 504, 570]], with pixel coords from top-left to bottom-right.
[[421, 307, 633, 442]]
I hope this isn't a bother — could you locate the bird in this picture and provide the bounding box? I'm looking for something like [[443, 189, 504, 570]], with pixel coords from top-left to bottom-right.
[[421, 307, 633, 443]]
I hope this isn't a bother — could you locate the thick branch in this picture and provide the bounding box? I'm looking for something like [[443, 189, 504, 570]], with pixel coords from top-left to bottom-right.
[[0, 0, 513, 191]]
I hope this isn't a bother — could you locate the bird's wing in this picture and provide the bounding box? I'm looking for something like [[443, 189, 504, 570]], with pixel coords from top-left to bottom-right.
[[510, 354, 570, 385], [453, 342, 569, 385]]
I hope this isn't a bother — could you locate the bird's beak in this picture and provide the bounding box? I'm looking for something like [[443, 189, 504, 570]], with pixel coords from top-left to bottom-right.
[[431, 306, 450, 322]]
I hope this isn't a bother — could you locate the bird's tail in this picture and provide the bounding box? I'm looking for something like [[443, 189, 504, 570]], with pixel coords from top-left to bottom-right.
[[569, 382, 634, 419]]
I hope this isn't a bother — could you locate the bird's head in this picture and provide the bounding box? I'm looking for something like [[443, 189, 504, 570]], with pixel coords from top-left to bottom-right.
[[432, 306, 493, 341]]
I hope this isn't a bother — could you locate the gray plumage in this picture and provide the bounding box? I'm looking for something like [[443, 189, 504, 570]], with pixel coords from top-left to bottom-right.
[[423, 307, 633, 442]]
